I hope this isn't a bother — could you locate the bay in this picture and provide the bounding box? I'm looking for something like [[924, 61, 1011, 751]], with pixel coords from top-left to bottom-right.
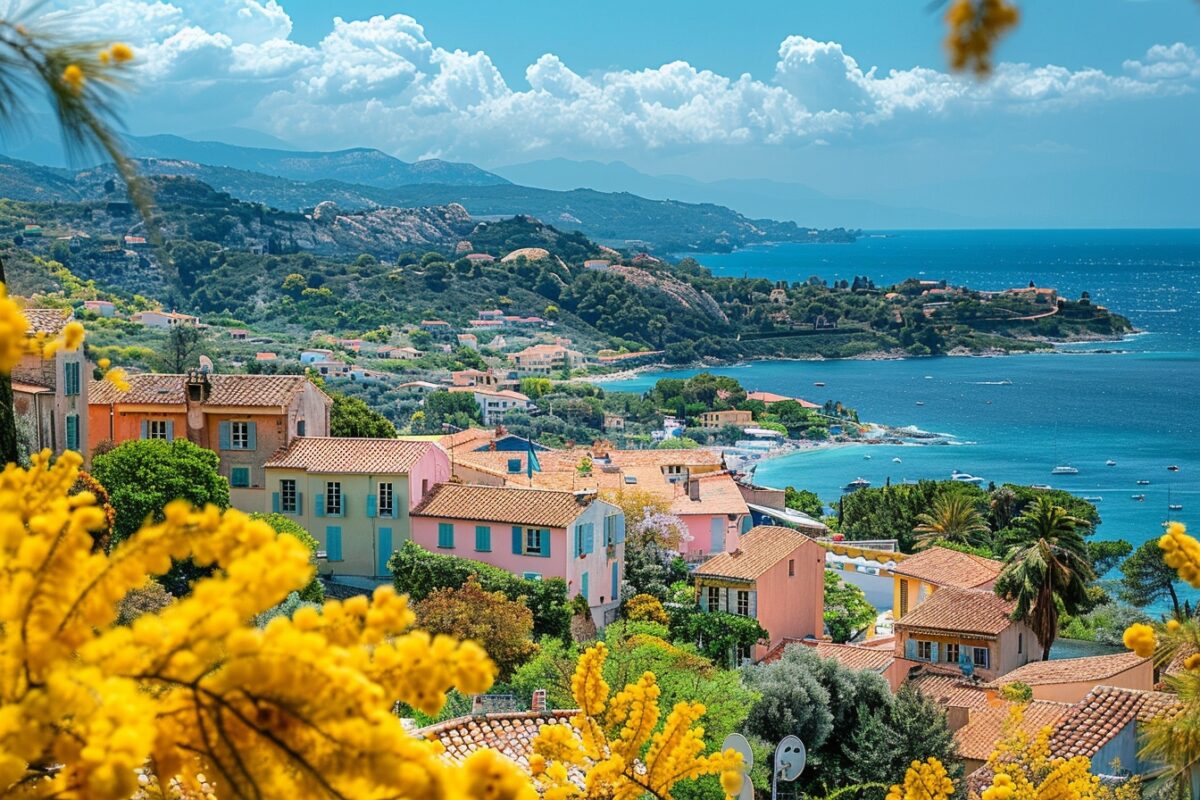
[[600, 229, 1200, 612]]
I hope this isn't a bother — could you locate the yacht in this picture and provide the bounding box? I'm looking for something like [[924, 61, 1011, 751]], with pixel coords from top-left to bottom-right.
[[863, 454, 872, 460], [892, 457, 903, 463], [814, 381, 826, 387], [915, 401, 925, 406], [1106, 460, 1117, 467], [1082, 496, 1104, 502], [1167, 465, 1181, 472], [1169, 504, 1184, 512], [1131, 494, 1146, 502], [951, 470, 985, 485], [843, 477, 871, 493], [1051, 465, 1079, 475], [1136, 479, 1151, 486]]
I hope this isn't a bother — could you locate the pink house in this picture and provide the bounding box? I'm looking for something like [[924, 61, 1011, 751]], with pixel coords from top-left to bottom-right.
[[411, 483, 625, 626], [693, 526, 826, 663]]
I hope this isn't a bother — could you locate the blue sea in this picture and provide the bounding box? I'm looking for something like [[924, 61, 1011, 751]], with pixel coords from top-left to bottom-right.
[[600, 229, 1200, 612]]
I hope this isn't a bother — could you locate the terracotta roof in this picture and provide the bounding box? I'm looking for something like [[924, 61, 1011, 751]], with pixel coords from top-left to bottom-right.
[[416, 711, 576, 771], [88, 373, 326, 407], [891, 547, 1003, 589], [808, 642, 896, 672], [605, 449, 724, 468], [746, 391, 820, 409], [1049, 686, 1181, 760], [411, 483, 597, 528], [264, 437, 435, 474], [668, 472, 750, 516], [23, 307, 71, 335], [906, 667, 996, 710], [439, 427, 498, 452], [956, 700, 1073, 761], [11, 380, 51, 394], [694, 526, 814, 582], [987, 652, 1149, 688], [894, 587, 1018, 638]]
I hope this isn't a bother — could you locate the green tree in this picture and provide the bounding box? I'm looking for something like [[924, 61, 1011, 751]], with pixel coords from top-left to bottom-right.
[[912, 492, 990, 550], [330, 392, 397, 438], [414, 578, 538, 680], [1087, 539, 1132, 578], [844, 684, 961, 789], [250, 512, 325, 603], [994, 496, 1095, 660], [155, 324, 206, 373], [281, 272, 307, 298], [1120, 539, 1183, 620], [823, 570, 877, 643], [422, 390, 483, 431], [785, 486, 824, 518]]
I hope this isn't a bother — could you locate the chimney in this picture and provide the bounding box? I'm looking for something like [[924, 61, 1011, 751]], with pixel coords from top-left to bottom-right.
[[531, 689, 548, 714], [688, 478, 701, 502], [945, 704, 971, 732]]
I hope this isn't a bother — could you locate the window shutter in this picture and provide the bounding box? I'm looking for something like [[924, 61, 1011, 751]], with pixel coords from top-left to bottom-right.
[[613, 516, 625, 544], [719, 587, 728, 612], [366, 494, 377, 518], [377, 528, 393, 577], [611, 562, 619, 598], [930, 642, 939, 663], [580, 572, 589, 603], [583, 523, 594, 555], [748, 590, 757, 619], [512, 526, 523, 554], [296, 492, 303, 514], [246, 422, 257, 451], [326, 526, 342, 561], [540, 529, 551, 558], [218, 421, 231, 450], [476, 525, 491, 552], [315, 493, 325, 517], [572, 526, 580, 558], [905, 639, 917, 659], [140, 421, 148, 440], [272, 492, 281, 513], [698, 586, 708, 610], [165, 420, 175, 442], [65, 415, 78, 451]]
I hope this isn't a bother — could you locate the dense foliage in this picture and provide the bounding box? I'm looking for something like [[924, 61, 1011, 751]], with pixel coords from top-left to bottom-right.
[[823, 570, 877, 643], [667, 607, 768, 668], [330, 391, 398, 438], [414, 578, 539, 680]]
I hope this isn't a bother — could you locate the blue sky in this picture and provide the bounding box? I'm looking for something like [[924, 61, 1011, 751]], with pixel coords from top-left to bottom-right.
[[38, 1, 1200, 226]]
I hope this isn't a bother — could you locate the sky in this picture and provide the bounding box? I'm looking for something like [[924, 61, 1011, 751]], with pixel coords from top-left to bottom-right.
[[27, 1, 1200, 226]]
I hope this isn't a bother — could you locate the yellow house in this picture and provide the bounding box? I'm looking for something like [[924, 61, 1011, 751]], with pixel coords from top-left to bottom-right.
[[890, 546, 1003, 620], [263, 437, 450, 578], [697, 409, 753, 429]]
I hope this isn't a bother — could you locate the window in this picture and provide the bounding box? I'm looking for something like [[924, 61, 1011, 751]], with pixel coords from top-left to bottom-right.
[[916, 640, 933, 661], [525, 528, 543, 555], [475, 525, 491, 552], [280, 479, 298, 513], [230, 467, 250, 488], [522, 572, 542, 581], [1018, 633, 1023, 655], [378, 482, 394, 518], [735, 643, 753, 665], [945, 643, 960, 664], [63, 361, 80, 396], [297, 419, 306, 436], [788, 559, 795, 577], [147, 420, 170, 440], [438, 522, 455, 549], [736, 590, 750, 616], [65, 414, 79, 451], [507, 458, 522, 473], [230, 421, 252, 450], [325, 482, 342, 516], [899, 581, 909, 617], [707, 586, 721, 611], [972, 647, 990, 669]]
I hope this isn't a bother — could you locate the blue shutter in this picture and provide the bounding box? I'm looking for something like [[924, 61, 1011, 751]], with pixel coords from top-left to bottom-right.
[[140, 421, 148, 440], [296, 492, 303, 515], [438, 522, 454, 549], [65, 415, 78, 451], [246, 422, 257, 451], [613, 515, 625, 544], [611, 562, 619, 598], [580, 572, 589, 604], [583, 523, 594, 555], [475, 525, 491, 552], [539, 529, 551, 558], [377, 528, 393, 576], [366, 494, 377, 518], [930, 642, 939, 663], [165, 420, 175, 442], [315, 493, 326, 517], [326, 526, 342, 561], [271, 492, 281, 513], [699, 585, 708, 610], [512, 526, 523, 554], [218, 421, 231, 450], [905, 639, 917, 660]]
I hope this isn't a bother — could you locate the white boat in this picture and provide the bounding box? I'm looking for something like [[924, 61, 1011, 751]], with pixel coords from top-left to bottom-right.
[[814, 382, 826, 387], [1106, 460, 1117, 467], [1168, 465, 1181, 472], [915, 401, 925, 406], [863, 454, 872, 460], [951, 470, 985, 485], [1031, 484, 1053, 491], [1082, 496, 1103, 502], [1137, 479, 1151, 486], [1132, 494, 1146, 501], [1169, 504, 1184, 512], [843, 477, 871, 492], [1051, 465, 1079, 475], [892, 457, 902, 463], [924, 375, 933, 380]]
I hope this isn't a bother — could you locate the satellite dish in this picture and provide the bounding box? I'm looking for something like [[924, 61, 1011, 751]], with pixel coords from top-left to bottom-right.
[[198, 355, 214, 374], [775, 735, 806, 782], [721, 733, 756, 800]]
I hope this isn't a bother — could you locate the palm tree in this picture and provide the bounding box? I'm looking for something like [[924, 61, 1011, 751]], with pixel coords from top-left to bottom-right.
[[994, 496, 1095, 660], [912, 492, 990, 549], [988, 486, 1018, 531]]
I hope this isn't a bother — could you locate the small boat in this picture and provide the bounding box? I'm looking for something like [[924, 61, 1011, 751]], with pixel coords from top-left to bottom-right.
[[1168, 465, 1181, 472], [1106, 460, 1117, 467], [892, 457, 903, 464], [843, 477, 871, 492], [1031, 484, 1053, 491], [1136, 479, 1151, 486], [814, 382, 826, 387], [863, 454, 872, 460], [951, 470, 985, 485], [1169, 504, 1184, 511], [1051, 465, 1079, 475], [1082, 496, 1103, 502], [915, 401, 925, 406], [1131, 494, 1146, 502], [924, 375, 933, 380]]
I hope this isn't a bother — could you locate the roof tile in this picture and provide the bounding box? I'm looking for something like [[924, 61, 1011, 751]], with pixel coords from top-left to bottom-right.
[[956, 700, 1073, 761], [694, 526, 815, 581], [264, 437, 435, 475], [890, 546, 1003, 589], [1048, 686, 1180, 760], [89, 373, 325, 407], [412, 483, 597, 528], [986, 652, 1148, 688], [894, 586, 1018, 637]]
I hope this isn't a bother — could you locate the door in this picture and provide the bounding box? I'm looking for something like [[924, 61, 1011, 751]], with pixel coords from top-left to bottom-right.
[[710, 517, 725, 553], [377, 527, 393, 576]]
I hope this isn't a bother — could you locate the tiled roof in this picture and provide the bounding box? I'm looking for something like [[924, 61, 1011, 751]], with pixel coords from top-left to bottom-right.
[[695, 526, 814, 582], [439, 427, 499, 452], [894, 587, 1018, 637], [669, 472, 750, 516], [906, 667, 996, 710], [411, 483, 595, 528], [746, 391, 819, 409], [956, 700, 1073, 761], [264, 437, 435, 474], [987, 652, 1149, 688], [809, 642, 896, 672], [605, 449, 724, 468], [416, 711, 577, 771], [1049, 686, 1181, 760], [88, 373, 325, 407], [891, 546, 1003, 589], [23, 307, 72, 335]]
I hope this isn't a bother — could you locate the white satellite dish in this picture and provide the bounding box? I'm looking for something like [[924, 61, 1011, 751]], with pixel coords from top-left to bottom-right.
[[775, 735, 806, 782], [721, 733, 755, 800]]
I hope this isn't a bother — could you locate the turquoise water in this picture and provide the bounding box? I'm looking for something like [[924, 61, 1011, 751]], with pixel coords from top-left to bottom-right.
[[602, 230, 1200, 611]]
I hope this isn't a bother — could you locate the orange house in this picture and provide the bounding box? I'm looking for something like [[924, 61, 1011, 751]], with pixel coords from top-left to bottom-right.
[[89, 372, 330, 509]]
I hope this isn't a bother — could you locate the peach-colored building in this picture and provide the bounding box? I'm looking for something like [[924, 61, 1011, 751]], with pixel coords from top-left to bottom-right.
[[263, 437, 449, 577], [985, 652, 1152, 704], [693, 526, 826, 663], [697, 409, 752, 429], [410, 483, 624, 626], [893, 585, 1038, 682], [88, 373, 330, 509], [13, 308, 88, 461], [891, 546, 1003, 620]]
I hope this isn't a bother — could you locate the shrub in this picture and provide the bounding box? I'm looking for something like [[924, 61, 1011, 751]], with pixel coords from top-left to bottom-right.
[[625, 593, 669, 625]]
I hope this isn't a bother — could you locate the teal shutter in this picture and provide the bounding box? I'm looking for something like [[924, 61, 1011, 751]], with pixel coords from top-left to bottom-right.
[[271, 492, 281, 513], [438, 522, 454, 549], [475, 525, 491, 552], [377, 528, 393, 576], [140, 420, 148, 439], [699, 585, 708, 610], [572, 526, 580, 558], [296, 492, 303, 514], [64, 362, 78, 395], [315, 493, 325, 517], [65, 415, 78, 451], [326, 526, 342, 561], [539, 529, 551, 558], [246, 422, 257, 451], [165, 420, 175, 442], [366, 494, 377, 518], [581, 572, 589, 604], [583, 523, 594, 555], [218, 421, 231, 450], [611, 562, 619, 598], [512, 526, 523, 554], [905, 639, 917, 659], [930, 643, 940, 663]]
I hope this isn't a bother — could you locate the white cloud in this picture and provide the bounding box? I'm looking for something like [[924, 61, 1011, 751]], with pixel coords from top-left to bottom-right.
[[34, 4, 1200, 159]]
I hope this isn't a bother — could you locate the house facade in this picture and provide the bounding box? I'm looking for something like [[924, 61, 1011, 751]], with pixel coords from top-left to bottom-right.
[[263, 437, 450, 577], [697, 409, 752, 429], [13, 308, 89, 461], [449, 387, 534, 425], [890, 546, 1002, 620], [132, 310, 198, 328], [88, 373, 330, 508], [410, 483, 625, 626], [693, 526, 826, 662]]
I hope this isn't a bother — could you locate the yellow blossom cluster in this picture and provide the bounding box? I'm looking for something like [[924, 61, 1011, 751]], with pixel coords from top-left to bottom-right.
[[531, 642, 743, 800], [1159, 521, 1200, 588], [0, 449, 542, 799], [62, 42, 135, 93], [885, 757, 954, 800], [1122, 623, 1156, 659], [944, 0, 1020, 75]]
